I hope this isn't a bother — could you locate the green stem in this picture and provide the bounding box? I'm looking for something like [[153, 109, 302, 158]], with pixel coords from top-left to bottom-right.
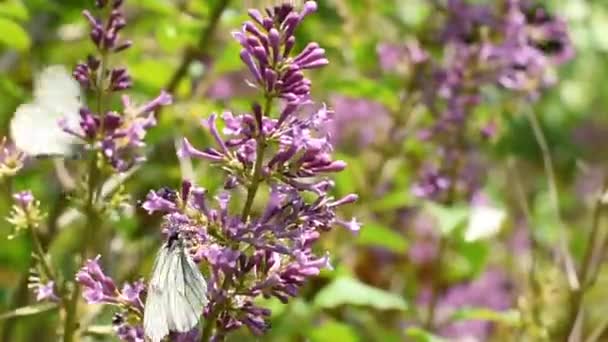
[[63, 46, 108, 342], [240, 95, 272, 222], [565, 174, 608, 340], [525, 107, 579, 290], [29, 223, 56, 283]]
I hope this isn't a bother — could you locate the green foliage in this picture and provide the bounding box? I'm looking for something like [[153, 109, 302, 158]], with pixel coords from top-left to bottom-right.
[[314, 277, 408, 311]]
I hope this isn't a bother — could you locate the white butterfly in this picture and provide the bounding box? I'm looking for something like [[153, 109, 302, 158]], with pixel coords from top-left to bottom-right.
[[144, 233, 208, 342], [10, 65, 83, 157]]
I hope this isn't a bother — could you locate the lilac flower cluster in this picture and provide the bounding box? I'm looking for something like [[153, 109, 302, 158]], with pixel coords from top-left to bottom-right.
[[76, 256, 148, 341], [142, 2, 357, 338], [65, 0, 172, 172], [419, 269, 513, 341], [234, 1, 326, 103], [396, 0, 574, 201]]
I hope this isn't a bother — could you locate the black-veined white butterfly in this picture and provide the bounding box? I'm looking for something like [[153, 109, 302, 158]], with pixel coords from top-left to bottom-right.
[[143, 232, 208, 342]]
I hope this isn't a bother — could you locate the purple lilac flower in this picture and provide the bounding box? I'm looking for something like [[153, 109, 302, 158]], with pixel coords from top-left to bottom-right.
[[30, 281, 59, 302], [67, 0, 172, 172], [76, 255, 145, 311], [437, 269, 513, 341], [77, 256, 147, 341], [377, 40, 428, 74], [113, 314, 145, 342], [152, 2, 358, 338], [327, 95, 391, 150], [13, 190, 34, 209], [233, 1, 325, 105]]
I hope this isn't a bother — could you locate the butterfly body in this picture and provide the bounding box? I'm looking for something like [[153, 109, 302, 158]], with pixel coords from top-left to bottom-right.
[[144, 233, 208, 342]]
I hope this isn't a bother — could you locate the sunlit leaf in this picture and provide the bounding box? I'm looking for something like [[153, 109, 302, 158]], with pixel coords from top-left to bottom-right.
[[424, 203, 469, 236], [309, 320, 360, 342], [357, 223, 408, 254], [0, 17, 30, 51], [370, 189, 411, 212], [0, 0, 29, 21], [405, 327, 448, 342], [314, 277, 407, 311], [450, 308, 521, 326], [0, 303, 57, 320]]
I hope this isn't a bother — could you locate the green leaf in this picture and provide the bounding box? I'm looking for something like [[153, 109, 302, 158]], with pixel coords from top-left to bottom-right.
[[405, 327, 448, 342], [132, 0, 177, 15], [214, 40, 244, 74], [0, 18, 30, 51], [314, 277, 407, 311], [370, 189, 411, 212], [357, 223, 407, 254], [325, 77, 400, 111], [0, 0, 29, 21], [450, 308, 521, 326], [309, 321, 360, 342], [424, 203, 469, 236], [0, 303, 57, 320]]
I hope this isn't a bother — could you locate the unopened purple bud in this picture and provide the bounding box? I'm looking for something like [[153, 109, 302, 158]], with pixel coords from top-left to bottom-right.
[[73, 63, 91, 87], [300, 58, 329, 69], [262, 17, 273, 30], [113, 40, 132, 52], [330, 193, 359, 207], [248, 9, 264, 26], [252, 46, 268, 65], [268, 28, 280, 63], [264, 69, 277, 92], [83, 10, 100, 29], [283, 36, 296, 58], [240, 50, 263, 84], [301, 1, 318, 18], [283, 13, 300, 38], [112, 0, 124, 9], [311, 160, 347, 173]]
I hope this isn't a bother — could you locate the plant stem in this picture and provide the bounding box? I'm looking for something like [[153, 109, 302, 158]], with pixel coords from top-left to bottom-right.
[[166, 0, 231, 94], [525, 107, 579, 291], [424, 236, 447, 329], [241, 95, 272, 222], [63, 47, 108, 342], [29, 224, 56, 283], [565, 173, 608, 340]]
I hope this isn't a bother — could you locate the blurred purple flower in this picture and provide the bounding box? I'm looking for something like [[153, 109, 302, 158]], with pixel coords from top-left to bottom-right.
[[30, 281, 59, 302], [327, 95, 391, 149], [13, 190, 34, 209]]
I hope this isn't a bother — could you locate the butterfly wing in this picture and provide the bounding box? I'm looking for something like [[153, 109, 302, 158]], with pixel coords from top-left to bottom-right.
[[143, 246, 171, 342], [144, 242, 208, 341], [10, 65, 82, 157], [165, 245, 208, 332]]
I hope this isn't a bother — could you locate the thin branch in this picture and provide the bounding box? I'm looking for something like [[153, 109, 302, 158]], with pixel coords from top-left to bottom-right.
[[524, 106, 579, 291], [166, 0, 231, 95]]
